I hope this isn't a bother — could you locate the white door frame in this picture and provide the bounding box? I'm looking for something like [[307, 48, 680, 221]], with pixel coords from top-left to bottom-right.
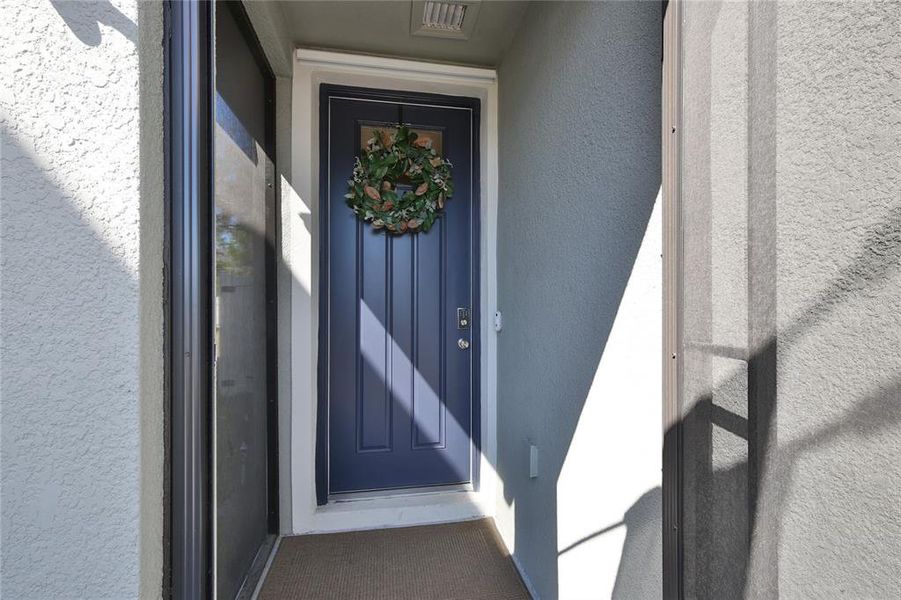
[[284, 49, 499, 534]]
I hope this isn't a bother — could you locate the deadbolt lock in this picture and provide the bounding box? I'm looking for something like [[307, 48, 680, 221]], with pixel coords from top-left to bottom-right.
[[457, 307, 471, 330]]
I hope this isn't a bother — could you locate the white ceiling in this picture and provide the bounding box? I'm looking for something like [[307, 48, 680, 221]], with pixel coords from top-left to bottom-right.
[[275, 1, 529, 67]]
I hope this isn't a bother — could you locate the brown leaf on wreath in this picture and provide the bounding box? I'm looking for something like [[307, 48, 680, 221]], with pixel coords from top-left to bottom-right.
[[381, 131, 394, 149], [364, 186, 381, 201], [415, 183, 428, 196], [381, 180, 392, 191], [407, 219, 421, 229], [399, 221, 408, 232], [382, 200, 393, 211], [430, 157, 442, 167]]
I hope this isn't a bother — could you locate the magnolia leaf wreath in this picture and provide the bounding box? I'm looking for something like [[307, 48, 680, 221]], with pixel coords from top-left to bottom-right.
[[345, 124, 453, 234]]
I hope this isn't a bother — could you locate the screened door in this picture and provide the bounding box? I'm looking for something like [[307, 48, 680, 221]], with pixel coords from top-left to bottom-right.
[[213, 3, 277, 599]]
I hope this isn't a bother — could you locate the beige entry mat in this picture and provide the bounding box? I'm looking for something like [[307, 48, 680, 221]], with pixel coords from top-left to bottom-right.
[[258, 518, 530, 599]]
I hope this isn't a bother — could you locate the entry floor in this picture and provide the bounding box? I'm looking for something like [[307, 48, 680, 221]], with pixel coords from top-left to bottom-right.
[[258, 518, 530, 599]]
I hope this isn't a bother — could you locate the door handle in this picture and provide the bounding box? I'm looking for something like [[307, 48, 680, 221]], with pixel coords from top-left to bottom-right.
[[457, 338, 470, 350]]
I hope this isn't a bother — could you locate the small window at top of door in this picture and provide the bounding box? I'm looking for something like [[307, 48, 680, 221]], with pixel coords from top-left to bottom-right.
[[359, 124, 443, 156]]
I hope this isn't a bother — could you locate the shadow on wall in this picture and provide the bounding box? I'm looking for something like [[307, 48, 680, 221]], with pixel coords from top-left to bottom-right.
[[677, 368, 901, 598], [49, 0, 137, 45], [611, 488, 662, 600], [556, 488, 664, 600], [496, 1, 662, 598], [677, 201, 901, 597], [677, 0, 901, 596], [0, 132, 142, 596]]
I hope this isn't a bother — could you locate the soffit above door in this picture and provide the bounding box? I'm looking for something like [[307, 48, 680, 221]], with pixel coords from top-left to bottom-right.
[[276, 0, 528, 67]]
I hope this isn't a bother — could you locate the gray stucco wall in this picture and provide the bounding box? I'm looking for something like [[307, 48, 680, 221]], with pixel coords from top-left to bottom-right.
[[496, 2, 662, 598], [680, 1, 901, 598], [1, 1, 165, 597], [242, 0, 294, 79]]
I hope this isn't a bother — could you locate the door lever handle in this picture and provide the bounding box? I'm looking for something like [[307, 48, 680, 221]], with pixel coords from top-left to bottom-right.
[[457, 338, 470, 350]]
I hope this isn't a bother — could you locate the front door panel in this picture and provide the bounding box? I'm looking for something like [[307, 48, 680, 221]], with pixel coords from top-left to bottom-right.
[[324, 91, 477, 494]]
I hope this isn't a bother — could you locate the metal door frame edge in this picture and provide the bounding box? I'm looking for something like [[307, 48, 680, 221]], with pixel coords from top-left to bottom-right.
[[166, 1, 214, 598], [662, 1, 684, 598]]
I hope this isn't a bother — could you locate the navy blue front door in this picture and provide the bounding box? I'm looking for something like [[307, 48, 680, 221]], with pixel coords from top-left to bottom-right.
[[321, 87, 478, 495]]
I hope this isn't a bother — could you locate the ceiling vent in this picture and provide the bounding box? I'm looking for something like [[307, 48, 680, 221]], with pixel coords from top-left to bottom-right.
[[411, 1, 481, 40], [422, 1, 466, 32]]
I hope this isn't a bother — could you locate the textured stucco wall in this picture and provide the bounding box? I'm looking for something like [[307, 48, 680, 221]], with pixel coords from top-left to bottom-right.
[[766, 1, 901, 596], [0, 1, 165, 598], [496, 2, 662, 598], [681, 1, 901, 598]]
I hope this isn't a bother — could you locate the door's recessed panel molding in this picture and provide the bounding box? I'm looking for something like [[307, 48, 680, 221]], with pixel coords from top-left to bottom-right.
[[412, 223, 447, 450], [357, 224, 393, 453]]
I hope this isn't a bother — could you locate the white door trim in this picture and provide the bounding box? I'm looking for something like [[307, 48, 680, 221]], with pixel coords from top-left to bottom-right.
[[295, 48, 497, 84], [286, 49, 499, 534]]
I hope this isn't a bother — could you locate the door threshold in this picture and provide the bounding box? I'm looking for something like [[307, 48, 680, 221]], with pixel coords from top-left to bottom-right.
[[307, 485, 489, 534], [328, 483, 472, 504]]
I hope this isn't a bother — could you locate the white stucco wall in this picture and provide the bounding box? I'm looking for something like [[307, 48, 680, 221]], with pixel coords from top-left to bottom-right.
[[496, 2, 662, 598], [0, 1, 164, 598]]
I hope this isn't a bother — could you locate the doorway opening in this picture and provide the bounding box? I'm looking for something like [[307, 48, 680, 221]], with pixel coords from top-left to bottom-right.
[[168, 3, 664, 599]]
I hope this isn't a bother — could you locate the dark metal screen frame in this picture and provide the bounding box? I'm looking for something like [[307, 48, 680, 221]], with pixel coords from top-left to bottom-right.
[[662, 1, 684, 598], [166, 1, 214, 598]]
